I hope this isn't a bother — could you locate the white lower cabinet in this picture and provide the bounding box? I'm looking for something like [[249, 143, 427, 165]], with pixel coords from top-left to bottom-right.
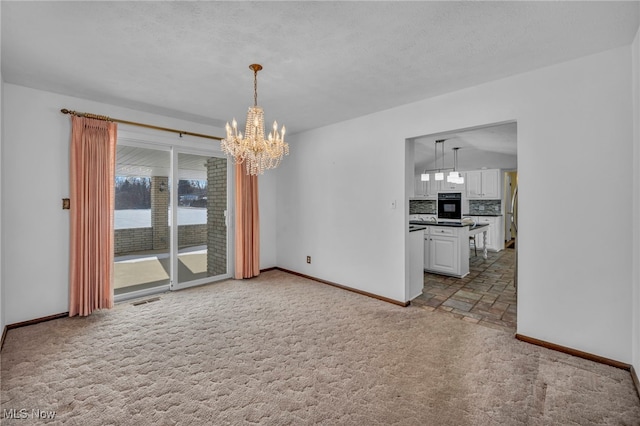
[[430, 234, 459, 275], [424, 226, 469, 277]]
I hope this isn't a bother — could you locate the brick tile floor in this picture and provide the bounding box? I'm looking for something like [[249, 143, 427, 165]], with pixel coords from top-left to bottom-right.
[[412, 247, 517, 332]]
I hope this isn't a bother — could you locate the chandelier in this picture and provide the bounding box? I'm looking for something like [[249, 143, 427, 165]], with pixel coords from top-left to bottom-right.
[[221, 64, 289, 175]]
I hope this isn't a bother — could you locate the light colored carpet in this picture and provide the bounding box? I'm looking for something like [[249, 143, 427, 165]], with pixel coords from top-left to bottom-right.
[[1, 270, 639, 425]]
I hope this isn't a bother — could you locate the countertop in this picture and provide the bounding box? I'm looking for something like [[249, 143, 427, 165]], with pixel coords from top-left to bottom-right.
[[409, 221, 489, 229], [409, 225, 427, 232], [463, 213, 503, 217]]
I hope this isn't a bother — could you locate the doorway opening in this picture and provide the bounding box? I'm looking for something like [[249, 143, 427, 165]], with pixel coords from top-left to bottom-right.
[[408, 121, 518, 331]]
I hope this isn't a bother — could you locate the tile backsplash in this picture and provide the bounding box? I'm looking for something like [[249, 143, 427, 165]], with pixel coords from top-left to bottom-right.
[[409, 199, 436, 215], [468, 199, 501, 215]]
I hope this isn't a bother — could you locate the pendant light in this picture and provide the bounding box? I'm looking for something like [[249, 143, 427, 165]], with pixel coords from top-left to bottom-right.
[[447, 147, 464, 184], [434, 139, 445, 181]]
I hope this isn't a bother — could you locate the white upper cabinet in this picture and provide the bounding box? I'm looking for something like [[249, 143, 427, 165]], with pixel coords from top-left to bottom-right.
[[425, 178, 440, 197], [414, 176, 426, 197], [440, 176, 466, 192], [481, 169, 501, 198], [465, 169, 501, 199], [422, 176, 464, 196]]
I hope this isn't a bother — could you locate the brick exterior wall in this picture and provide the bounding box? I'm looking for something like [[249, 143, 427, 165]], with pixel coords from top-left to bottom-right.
[[207, 158, 227, 276], [151, 176, 169, 250], [115, 224, 207, 256], [114, 227, 153, 255], [178, 224, 207, 248]]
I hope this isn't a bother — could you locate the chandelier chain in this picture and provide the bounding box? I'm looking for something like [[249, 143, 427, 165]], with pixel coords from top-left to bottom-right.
[[254, 68, 258, 107]]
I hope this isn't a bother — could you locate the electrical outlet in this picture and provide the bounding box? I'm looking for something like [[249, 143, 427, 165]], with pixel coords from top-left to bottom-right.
[[306, 256, 311, 264]]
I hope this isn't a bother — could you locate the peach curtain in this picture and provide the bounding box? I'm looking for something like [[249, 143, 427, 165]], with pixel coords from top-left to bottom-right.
[[234, 165, 260, 279], [69, 116, 117, 316]]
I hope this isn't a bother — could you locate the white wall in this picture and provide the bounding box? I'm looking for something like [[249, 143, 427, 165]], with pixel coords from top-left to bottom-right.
[[0, 20, 5, 334], [259, 170, 277, 269], [1, 83, 278, 324], [632, 26, 640, 376], [276, 118, 407, 300], [277, 46, 635, 363]]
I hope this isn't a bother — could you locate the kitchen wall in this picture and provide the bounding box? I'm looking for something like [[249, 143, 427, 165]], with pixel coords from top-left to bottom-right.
[[277, 45, 635, 364], [468, 200, 501, 215], [0, 83, 277, 324], [409, 200, 435, 215]]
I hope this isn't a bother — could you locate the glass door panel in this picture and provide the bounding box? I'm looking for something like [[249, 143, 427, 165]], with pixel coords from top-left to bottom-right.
[[114, 145, 171, 296], [176, 153, 227, 286]]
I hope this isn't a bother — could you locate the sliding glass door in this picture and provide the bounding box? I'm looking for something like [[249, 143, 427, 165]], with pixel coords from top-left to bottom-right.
[[172, 152, 228, 290], [114, 145, 172, 297], [114, 140, 230, 300]]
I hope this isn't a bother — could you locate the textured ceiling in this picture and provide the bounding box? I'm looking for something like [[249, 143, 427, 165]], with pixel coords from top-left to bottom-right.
[[2, 1, 639, 149]]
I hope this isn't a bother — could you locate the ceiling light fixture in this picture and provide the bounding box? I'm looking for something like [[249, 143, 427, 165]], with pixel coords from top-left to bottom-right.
[[221, 64, 289, 175], [447, 147, 464, 184], [434, 139, 446, 181], [420, 139, 463, 184]]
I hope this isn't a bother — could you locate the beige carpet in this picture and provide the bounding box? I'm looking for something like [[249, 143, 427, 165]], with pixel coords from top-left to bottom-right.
[[1, 270, 639, 425]]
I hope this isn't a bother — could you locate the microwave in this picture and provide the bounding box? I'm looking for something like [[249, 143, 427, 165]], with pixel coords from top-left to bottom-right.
[[437, 192, 463, 221]]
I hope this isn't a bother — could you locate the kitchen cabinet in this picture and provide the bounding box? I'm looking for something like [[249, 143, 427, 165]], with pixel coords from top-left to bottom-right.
[[424, 177, 465, 195], [414, 176, 426, 197], [465, 169, 501, 199], [424, 226, 466, 276], [439, 176, 466, 192], [470, 216, 504, 252], [414, 175, 441, 198], [430, 233, 459, 275], [424, 178, 439, 198]]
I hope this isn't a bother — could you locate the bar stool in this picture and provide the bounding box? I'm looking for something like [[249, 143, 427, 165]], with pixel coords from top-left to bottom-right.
[[469, 235, 477, 257]]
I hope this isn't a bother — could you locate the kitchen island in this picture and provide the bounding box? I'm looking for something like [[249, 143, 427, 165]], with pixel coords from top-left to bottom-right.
[[409, 221, 489, 278]]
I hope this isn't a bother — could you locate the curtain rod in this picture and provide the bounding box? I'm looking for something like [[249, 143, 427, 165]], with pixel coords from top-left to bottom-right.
[[60, 108, 223, 141]]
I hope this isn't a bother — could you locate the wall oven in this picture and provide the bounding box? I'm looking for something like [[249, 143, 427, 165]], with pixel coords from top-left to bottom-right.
[[437, 192, 463, 221]]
